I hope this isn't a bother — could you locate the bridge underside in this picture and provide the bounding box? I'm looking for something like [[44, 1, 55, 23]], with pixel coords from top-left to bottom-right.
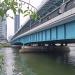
[[12, 42, 23, 45], [12, 20, 75, 45]]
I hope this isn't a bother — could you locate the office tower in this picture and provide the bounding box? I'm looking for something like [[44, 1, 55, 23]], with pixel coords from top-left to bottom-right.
[[0, 16, 7, 42], [14, 15, 20, 33]]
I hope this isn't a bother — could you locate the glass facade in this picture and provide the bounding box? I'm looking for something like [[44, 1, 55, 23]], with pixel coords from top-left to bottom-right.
[[14, 15, 20, 33], [0, 17, 7, 42]]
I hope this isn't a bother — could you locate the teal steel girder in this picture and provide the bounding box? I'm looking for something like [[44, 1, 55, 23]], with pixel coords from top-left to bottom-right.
[[13, 21, 75, 44]]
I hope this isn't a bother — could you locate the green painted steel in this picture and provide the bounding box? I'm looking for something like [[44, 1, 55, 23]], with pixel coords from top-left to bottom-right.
[[66, 21, 75, 39], [57, 25, 65, 40], [46, 29, 50, 41], [51, 27, 56, 40], [12, 21, 75, 45]]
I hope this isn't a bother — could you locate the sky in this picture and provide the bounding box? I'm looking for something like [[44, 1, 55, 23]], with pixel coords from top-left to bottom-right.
[[7, 0, 47, 39]]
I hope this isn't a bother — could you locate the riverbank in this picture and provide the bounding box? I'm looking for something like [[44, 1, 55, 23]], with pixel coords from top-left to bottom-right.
[[0, 43, 11, 48]]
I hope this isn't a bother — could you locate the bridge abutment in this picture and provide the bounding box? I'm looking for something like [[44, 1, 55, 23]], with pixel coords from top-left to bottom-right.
[[19, 42, 69, 53]]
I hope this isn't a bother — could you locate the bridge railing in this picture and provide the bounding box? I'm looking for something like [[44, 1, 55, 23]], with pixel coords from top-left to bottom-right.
[[12, 0, 75, 40], [31, 0, 74, 28]]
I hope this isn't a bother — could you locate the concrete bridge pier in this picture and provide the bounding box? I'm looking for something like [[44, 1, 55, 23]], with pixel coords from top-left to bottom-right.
[[38, 43, 41, 46], [65, 43, 67, 46], [51, 43, 55, 46], [60, 43, 68, 46], [61, 43, 64, 46], [19, 42, 70, 53]]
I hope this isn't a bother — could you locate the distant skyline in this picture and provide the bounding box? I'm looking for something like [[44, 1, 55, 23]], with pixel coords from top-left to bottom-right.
[[14, 15, 20, 33], [7, 0, 47, 39], [0, 16, 7, 41]]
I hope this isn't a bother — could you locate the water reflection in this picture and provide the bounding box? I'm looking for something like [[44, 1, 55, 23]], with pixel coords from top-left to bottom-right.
[[68, 47, 75, 66], [15, 53, 37, 75], [0, 47, 75, 75], [3, 48, 15, 75]]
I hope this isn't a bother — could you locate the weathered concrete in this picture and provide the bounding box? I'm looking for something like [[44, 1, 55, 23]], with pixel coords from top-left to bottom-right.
[[11, 45, 21, 49], [19, 46, 48, 53], [19, 46, 70, 53]]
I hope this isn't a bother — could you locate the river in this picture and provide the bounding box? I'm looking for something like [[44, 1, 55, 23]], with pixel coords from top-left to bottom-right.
[[0, 47, 75, 75]]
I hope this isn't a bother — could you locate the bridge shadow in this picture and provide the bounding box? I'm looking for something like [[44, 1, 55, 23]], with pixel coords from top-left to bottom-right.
[[18, 46, 71, 65], [13, 45, 71, 65], [46, 46, 72, 65], [47, 46, 70, 54], [34, 46, 70, 65], [19, 45, 70, 54]]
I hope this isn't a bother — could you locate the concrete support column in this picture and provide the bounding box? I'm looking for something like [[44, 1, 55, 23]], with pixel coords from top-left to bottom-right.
[[38, 43, 41, 46], [65, 43, 67, 46], [52, 43, 55, 46], [61, 43, 63, 46], [45, 44, 48, 46], [41, 44, 45, 46], [48, 43, 52, 46], [27, 44, 31, 46]]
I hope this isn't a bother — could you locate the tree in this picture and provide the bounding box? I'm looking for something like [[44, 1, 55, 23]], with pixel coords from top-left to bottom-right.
[[0, 0, 39, 20]]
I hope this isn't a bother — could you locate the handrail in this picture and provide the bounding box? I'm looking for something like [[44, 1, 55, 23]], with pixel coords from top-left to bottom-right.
[[38, 0, 70, 23], [32, 0, 70, 27]]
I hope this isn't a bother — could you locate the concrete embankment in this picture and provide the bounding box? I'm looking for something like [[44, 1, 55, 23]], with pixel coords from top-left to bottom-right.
[[0, 43, 11, 48], [11, 45, 22, 49], [19, 46, 70, 53]]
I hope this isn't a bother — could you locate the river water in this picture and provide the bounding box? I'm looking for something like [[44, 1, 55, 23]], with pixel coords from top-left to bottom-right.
[[0, 47, 75, 75]]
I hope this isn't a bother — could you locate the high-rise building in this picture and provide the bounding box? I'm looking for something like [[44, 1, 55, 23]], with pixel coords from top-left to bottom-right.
[[0, 16, 7, 42], [14, 15, 20, 33]]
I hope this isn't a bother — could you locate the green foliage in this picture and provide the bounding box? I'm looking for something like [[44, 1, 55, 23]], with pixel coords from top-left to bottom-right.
[[30, 11, 40, 21], [0, 55, 3, 64], [0, 54, 4, 71], [0, 0, 39, 20]]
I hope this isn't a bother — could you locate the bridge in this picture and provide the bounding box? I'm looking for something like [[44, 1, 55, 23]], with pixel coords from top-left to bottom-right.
[[11, 0, 75, 47]]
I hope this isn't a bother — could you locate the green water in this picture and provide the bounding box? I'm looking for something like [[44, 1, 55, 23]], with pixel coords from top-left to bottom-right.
[[0, 47, 75, 75]]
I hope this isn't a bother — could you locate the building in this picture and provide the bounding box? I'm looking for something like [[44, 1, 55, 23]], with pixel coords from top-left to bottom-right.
[[0, 16, 7, 42], [8, 35, 13, 42], [14, 15, 20, 33]]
